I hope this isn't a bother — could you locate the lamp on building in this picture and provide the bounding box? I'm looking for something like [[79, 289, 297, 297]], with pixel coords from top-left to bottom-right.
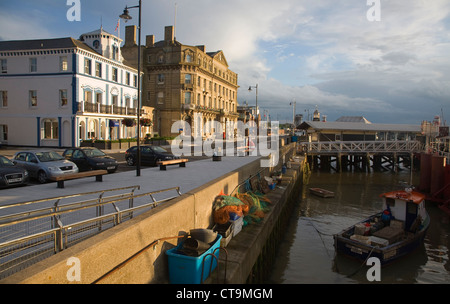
[[120, 1, 142, 176]]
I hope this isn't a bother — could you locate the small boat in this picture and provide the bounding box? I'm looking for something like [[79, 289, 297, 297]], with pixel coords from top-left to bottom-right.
[[309, 187, 335, 198], [334, 188, 430, 265]]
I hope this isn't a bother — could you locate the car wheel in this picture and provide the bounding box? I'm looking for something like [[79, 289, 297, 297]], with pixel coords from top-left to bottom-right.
[[126, 156, 135, 166], [37, 170, 47, 184]]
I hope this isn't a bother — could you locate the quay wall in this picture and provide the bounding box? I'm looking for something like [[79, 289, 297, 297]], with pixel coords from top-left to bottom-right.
[[2, 141, 299, 284]]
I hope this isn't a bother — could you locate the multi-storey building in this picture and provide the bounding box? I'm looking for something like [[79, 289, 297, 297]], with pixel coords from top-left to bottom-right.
[[0, 28, 143, 147], [122, 25, 239, 138]]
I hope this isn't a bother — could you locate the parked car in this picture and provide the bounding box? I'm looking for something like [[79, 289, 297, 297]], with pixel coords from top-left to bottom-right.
[[125, 145, 180, 166], [0, 155, 29, 188], [13, 150, 78, 184], [63, 147, 118, 173]]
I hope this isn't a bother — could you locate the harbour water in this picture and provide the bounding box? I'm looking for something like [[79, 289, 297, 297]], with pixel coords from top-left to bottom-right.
[[268, 169, 450, 284]]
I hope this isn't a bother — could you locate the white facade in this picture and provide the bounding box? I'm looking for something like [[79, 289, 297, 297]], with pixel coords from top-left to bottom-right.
[[0, 29, 141, 147]]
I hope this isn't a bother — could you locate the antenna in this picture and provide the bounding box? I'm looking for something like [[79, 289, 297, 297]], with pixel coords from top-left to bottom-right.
[[174, 3, 177, 40]]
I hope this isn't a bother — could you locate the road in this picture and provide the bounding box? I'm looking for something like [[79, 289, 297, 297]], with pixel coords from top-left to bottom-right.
[[0, 149, 210, 186]]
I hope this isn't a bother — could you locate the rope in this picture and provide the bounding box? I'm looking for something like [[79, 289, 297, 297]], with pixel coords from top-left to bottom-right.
[[345, 246, 376, 278], [306, 216, 377, 278], [305, 217, 334, 258]]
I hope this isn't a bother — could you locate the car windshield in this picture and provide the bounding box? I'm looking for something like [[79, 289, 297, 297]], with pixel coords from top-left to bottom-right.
[[0, 156, 14, 167], [83, 148, 106, 157], [35, 151, 64, 162], [151, 146, 168, 153]]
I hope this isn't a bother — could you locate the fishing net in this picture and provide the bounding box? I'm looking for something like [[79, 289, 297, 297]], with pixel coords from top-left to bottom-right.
[[213, 183, 272, 226], [212, 172, 274, 227], [213, 195, 249, 224]]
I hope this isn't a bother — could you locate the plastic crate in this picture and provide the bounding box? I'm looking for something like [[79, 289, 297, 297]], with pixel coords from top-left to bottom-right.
[[231, 217, 244, 236], [166, 234, 222, 284]]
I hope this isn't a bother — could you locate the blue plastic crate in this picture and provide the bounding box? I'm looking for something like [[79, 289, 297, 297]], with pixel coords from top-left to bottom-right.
[[166, 234, 222, 284]]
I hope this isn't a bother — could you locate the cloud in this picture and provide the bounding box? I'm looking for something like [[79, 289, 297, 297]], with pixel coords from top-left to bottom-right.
[[2, 0, 450, 124], [0, 11, 53, 40]]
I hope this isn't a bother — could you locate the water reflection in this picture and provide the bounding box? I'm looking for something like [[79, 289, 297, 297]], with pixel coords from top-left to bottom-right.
[[268, 170, 450, 284]]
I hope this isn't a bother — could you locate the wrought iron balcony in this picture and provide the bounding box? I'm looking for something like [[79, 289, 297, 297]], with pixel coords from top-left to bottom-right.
[[77, 102, 139, 116]]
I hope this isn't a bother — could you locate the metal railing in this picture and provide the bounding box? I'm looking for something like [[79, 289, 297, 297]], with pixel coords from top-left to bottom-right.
[[300, 140, 424, 155], [0, 185, 182, 280], [77, 102, 139, 116]]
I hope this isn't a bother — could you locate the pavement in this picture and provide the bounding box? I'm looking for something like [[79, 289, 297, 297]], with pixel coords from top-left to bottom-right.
[[0, 146, 127, 159], [0, 145, 262, 216]]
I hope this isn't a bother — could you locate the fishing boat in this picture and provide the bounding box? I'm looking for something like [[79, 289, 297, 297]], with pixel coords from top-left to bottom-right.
[[309, 187, 335, 198], [334, 188, 430, 265]]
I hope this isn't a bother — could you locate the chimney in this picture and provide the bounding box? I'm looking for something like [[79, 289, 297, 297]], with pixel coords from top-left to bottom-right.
[[164, 26, 174, 42], [146, 35, 155, 47], [125, 25, 137, 47]]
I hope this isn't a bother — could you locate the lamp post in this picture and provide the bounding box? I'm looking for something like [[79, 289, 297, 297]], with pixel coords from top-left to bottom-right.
[[120, 1, 142, 176], [290, 100, 296, 134]]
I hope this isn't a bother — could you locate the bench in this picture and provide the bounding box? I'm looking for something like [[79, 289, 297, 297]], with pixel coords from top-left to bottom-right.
[[157, 159, 188, 170], [49, 170, 108, 188]]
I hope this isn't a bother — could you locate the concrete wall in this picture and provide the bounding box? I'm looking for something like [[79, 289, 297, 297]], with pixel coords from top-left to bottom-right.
[[2, 143, 296, 284]]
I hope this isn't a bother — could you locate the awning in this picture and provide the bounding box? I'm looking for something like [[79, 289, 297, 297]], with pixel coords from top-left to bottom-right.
[[109, 120, 120, 127]]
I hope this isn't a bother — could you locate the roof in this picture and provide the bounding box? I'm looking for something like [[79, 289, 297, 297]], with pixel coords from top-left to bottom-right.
[[0, 37, 96, 53], [335, 116, 372, 123], [381, 190, 425, 204], [153, 39, 182, 48], [80, 28, 116, 37], [298, 121, 421, 133]]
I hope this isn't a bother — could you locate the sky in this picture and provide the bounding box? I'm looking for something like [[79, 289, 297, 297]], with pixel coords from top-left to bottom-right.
[[1, 0, 450, 125]]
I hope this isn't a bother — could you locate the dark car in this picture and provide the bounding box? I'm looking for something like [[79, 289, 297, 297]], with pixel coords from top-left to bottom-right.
[[0, 155, 29, 188], [63, 147, 119, 173], [125, 145, 179, 166]]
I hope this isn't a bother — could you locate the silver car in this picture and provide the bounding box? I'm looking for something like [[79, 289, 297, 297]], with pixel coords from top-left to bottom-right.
[[13, 150, 78, 183]]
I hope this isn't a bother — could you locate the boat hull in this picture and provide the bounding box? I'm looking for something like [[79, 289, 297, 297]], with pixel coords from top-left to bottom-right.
[[309, 188, 335, 198], [334, 213, 429, 265]]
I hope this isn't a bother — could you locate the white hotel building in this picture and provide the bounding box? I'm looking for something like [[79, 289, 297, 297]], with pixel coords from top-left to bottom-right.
[[0, 28, 141, 148]]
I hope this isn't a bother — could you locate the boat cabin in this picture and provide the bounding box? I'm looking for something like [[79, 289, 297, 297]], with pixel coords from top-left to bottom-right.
[[380, 190, 426, 232]]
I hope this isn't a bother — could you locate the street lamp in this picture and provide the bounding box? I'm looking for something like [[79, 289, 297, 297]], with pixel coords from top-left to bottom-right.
[[120, 1, 142, 176]]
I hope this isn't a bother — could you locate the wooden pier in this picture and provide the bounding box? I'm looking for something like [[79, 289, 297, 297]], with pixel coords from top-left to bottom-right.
[[300, 140, 424, 172]]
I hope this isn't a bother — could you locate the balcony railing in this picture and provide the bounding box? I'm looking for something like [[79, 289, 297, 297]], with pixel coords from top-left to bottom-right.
[[78, 102, 139, 116]]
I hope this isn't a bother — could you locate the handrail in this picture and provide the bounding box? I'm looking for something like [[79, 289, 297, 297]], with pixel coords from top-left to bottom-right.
[[0, 185, 141, 211], [0, 186, 183, 279], [0, 186, 179, 230], [0, 186, 141, 227], [301, 140, 424, 154]]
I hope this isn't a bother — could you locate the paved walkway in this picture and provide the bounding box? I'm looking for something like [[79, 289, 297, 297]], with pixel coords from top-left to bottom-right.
[[0, 154, 261, 215]]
